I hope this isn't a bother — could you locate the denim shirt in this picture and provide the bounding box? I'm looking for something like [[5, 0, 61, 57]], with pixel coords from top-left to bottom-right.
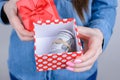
[[0, 0, 117, 80]]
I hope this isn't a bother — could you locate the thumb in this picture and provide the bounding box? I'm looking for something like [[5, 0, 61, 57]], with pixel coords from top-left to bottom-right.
[[77, 27, 95, 39]]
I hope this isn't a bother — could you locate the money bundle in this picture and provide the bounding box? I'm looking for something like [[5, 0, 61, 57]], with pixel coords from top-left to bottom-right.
[[49, 30, 76, 53]]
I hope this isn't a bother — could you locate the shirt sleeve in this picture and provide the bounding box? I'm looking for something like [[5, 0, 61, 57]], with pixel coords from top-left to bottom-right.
[[88, 0, 117, 51], [0, 0, 9, 24]]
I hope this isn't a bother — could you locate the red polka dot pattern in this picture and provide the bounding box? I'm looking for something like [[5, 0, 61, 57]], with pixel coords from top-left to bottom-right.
[[35, 52, 82, 71]]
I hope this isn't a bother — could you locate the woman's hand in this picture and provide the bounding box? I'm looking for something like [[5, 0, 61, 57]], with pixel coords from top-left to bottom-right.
[[66, 27, 103, 72], [4, 0, 34, 41]]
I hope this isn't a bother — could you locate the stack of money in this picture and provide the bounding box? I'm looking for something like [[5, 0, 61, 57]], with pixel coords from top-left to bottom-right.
[[49, 30, 76, 53]]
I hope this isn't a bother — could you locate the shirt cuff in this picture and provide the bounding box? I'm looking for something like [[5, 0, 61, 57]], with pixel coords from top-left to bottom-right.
[[0, 1, 9, 24]]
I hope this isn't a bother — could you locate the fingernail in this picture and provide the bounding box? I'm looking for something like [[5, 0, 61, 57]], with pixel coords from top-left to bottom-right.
[[66, 67, 74, 71], [66, 61, 74, 66], [74, 59, 82, 63]]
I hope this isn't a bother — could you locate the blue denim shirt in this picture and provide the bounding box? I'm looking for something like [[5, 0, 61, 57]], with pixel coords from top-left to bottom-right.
[[0, 0, 117, 80]]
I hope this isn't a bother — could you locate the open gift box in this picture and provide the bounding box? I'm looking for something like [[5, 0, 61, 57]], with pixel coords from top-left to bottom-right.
[[34, 18, 83, 71]]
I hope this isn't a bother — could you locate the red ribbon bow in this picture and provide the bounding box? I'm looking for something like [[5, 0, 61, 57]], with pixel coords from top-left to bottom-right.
[[17, 0, 59, 31]]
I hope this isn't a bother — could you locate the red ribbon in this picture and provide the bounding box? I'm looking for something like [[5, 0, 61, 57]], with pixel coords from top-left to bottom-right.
[[17, 0, 59, 31]]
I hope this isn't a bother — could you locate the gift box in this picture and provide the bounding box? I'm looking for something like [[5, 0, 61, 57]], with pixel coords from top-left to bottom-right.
[[16, 0, 60, 31], [34, 18, 83, 71]]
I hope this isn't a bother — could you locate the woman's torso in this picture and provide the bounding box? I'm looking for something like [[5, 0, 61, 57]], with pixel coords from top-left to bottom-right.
[[8, 0, 97, 80]]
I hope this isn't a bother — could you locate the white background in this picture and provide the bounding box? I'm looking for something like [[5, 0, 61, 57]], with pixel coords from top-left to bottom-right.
[[0, 1, 120, 80]]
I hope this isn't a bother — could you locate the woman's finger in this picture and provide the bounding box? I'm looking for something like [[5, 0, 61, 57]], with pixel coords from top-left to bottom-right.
[[4, 1, 34, 41], [66, 64, 93, 72], [16, 31, 34, 41], [66, 47, 102, 72]]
